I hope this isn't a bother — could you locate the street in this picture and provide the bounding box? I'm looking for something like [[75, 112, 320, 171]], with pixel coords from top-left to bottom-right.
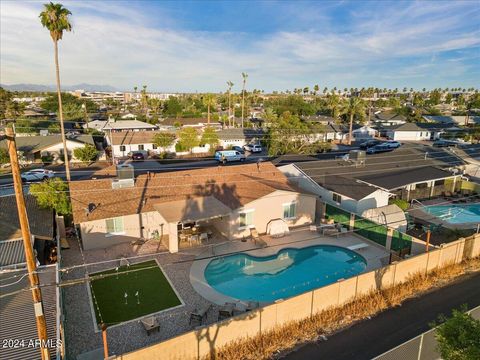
[[285, 271, 480, 360]]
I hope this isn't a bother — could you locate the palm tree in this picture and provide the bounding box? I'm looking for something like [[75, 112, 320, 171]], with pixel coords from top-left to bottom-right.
[[203, 93, 216, 125], [40, 2, 72, 180], [226, 81, 234, 127], [342, 97, 365, 145], [241, 72, 248, 128], [313, 84, 319, 96], [326, 92, 341, 121]]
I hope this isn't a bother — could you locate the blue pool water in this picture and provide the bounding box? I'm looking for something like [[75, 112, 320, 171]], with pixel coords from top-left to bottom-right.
[[204, 245, 367, 302], [424, 203, 480, 224]]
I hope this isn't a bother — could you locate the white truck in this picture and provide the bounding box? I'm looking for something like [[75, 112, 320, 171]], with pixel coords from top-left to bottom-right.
[[215, 150, 246, 164]]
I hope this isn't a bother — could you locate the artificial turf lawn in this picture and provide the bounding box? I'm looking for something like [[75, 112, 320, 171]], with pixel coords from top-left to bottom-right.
[[89, 260, 181, 325]]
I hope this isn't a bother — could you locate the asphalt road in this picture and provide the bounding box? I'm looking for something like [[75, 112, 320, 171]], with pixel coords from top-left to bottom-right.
[[285, 271, 480, 360]]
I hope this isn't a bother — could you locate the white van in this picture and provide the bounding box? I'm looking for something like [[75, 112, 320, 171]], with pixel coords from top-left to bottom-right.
[[215, 150, 246, 164]]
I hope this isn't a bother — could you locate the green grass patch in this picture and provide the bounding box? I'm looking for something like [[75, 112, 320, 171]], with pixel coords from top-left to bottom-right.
[[89, 260, 181, 325]]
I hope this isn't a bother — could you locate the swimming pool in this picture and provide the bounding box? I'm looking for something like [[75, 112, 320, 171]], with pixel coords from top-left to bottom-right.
[[424, 203, 480, 224], [204, 245, 367, 302]]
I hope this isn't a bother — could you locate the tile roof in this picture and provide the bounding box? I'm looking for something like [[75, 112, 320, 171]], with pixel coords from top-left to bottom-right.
[[0, 267, 58, 360], [0, 195, 54, 240], [70, 162, 300, 223], [0, 135, 94, 154], [217, 128, 265, 140], [159, 118, 221, 126], [110, 130, 174, 146], [316, 175, 378, 200], [390, 122, 462, 131]]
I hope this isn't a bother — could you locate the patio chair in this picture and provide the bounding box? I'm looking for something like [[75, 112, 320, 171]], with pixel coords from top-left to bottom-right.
[[246, 301, 259, 312], [218, 302, 236, 320], [200, 233, 209, 243], [189, 304, 211, 327], [141, 316, 160, 336]]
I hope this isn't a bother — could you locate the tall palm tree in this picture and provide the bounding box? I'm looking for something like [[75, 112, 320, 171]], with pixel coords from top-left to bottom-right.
[[40, 2, 72, 180], [203, 93, 216, 125], [342, 97, 365, 145], [241, 72, 248, 128], [326, 92, 341, 122], [226, 81, 234, 127]]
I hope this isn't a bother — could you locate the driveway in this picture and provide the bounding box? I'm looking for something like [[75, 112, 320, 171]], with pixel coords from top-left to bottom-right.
[[285, 271, 480, 360]]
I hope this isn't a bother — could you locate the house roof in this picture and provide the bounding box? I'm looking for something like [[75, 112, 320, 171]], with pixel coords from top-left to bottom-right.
[[375, 112, 407, 121], [70, 162, 301, 223], [110, 131, 174, 146], [0, 267, 58, 360], [153, 196, 232, 223], [217, 128, 265, 140], [316, 175, 379, 200], [358, 166, 455, 190], [290, 146, 464, 197], [159, 118, 221, 127], [0, 239, 26, 268], [423, 115, 480, 125], [0, 134, 94, 154], [102, 119, 157, 130], [0, 195, 54, 240], [389, 122, 461, 132]]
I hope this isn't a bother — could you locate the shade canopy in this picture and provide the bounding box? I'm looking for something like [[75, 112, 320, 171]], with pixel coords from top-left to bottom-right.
[[153, 196, 231, 224]]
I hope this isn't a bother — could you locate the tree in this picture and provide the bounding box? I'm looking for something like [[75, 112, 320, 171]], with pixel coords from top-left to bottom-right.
[[163, 96, 182, 117], [200, 127, 219, 151], [30, 178, 71, 215], [241, 72, 248, 127], [73, 144, 98, 162], [341, 97, 365, 145], [177, 127, 199, 152], [40, 93, 97, 113], [202, 93, 217, 125], [0, 148, 9, 165], [434, 306, 480, 360], [326, 92, 341, 121], [152, 132, 175, 150], [313, 84, 319, 96], [40, 2, 73, 181], [226, 81, 234, 127]]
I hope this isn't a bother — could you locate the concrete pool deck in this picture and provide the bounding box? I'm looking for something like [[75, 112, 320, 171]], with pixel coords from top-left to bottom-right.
[[190, 228, 390, 305]]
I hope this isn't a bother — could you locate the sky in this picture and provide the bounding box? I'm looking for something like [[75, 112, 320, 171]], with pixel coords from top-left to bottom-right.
[[1, 0, 479, 92]]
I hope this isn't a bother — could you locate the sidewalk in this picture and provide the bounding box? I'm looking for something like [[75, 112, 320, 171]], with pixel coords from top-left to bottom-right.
[[285, 271, 480, 360]]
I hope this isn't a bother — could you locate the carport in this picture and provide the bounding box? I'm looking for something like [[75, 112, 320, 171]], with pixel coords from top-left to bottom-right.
[[153, 196, 232, 253]]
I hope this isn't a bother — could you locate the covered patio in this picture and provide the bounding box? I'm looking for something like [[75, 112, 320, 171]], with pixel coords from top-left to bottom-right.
[[154, 196, 232, 253]]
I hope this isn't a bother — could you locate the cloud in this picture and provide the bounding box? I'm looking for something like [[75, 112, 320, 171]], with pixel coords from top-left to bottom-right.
[[1, 0, 479, 91]]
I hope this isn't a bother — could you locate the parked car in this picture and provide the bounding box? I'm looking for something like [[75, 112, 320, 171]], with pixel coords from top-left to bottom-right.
[[131, 152, 145, 161], [215, 150, 246, 164], [432, 140, 457, 148], [359, 139, 382, 149], [232, 146, 245, 154], [366, 144, 394, 154], [384, 140, 401, 149], [243, 144, 262, 153], [21, 169, 55, 182]]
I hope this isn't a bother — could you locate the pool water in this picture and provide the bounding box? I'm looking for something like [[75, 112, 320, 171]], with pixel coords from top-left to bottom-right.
[[204, 245, 367, 302], [424, 203, 480, 224]]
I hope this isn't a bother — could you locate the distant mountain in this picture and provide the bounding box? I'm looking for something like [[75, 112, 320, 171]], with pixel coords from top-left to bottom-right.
[[1, 83, 119, 92]]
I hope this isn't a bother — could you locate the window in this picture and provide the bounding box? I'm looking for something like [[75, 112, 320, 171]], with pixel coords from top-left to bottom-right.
[[283, 202, 297, 219], [119, 145, 126, 152], [239, 210, 254, 229], [333, 193, 342, 204], [105, 217, 124, 235], [138, 145, 144, 151], [152, 144, 157, 149]]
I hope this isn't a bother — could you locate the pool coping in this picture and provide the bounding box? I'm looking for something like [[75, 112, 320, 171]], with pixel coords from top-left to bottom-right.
[[189, 237, 378, 306], [86, 258, 186, 333]]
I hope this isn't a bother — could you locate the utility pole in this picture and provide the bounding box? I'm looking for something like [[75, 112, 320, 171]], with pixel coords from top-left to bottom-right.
[[101, 323, 109, 359], [6, 127, 50, 360]]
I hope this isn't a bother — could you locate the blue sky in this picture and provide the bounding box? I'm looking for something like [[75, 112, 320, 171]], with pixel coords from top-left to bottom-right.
[[1, 0, 479, 92]]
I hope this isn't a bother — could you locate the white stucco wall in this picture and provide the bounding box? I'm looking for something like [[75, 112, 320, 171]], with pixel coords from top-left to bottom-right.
[[40, 140, 93, 163]]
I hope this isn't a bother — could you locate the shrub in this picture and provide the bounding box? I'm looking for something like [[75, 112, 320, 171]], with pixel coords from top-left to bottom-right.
[[73, 144, 98, 162], [0, 148, 9, 165], [30, 178, 71, 215], [390, 199, 409, 211]]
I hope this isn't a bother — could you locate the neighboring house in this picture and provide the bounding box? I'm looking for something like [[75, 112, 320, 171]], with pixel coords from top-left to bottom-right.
[[385, 123, 462, 141], [373, 112, 407, 126], [0, 134, 96, 163], [110, 130, 176, 158], [70, 162, 316, 253], [83, 119, 108, 131], [217, 128, 265, 148], [0, 195, 55, 270], [101, 118, 158, 146], [278, 147, 465, 214], [301, 115, 336, 125], [423, 115, 480, 126], [352, 125, 377, 139]]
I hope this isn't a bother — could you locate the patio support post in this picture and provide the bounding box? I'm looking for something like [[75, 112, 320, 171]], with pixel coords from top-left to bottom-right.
[[349, 213, 355, 230], [101, 323, 109, 359], [385, 228, 393, 252]]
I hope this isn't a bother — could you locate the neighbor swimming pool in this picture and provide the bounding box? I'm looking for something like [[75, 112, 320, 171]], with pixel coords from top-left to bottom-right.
[[204, 245, 367, 302], [424, 203, 480, 224]]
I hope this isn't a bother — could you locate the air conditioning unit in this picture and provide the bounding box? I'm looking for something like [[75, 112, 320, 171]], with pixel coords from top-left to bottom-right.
[[112, 178, 134, 189]]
